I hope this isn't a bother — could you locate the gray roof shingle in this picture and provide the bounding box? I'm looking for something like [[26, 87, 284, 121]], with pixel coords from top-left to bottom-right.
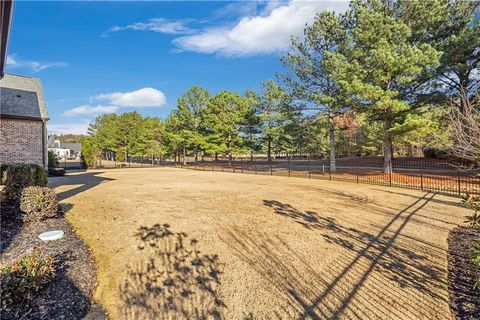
[[1, 87, 41, 118], [0, 73, 48, 120], [61, 143, 82, 152]]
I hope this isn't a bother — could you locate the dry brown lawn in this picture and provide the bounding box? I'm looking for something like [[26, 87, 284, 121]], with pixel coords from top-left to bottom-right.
[[49, 167, 469, 320]]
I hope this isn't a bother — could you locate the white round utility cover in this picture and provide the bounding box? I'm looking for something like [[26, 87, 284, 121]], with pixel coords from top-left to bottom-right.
[[38, 230, 65, 241]]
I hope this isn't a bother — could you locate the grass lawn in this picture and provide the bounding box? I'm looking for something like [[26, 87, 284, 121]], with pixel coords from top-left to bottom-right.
[[49, 167, 468, 320]]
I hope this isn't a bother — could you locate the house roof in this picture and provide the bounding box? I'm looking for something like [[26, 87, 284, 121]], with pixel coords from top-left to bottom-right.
[[0, 1, 14, 79], [0, 73, 48, 120], [61, 143, 82, 152]]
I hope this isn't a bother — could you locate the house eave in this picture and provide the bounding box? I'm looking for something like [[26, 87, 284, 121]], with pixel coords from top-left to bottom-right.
[[0, 0, 14, 79], [0, 114, 49, 121]]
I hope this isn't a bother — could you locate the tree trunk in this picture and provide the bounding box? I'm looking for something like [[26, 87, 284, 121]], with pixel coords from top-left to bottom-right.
[[215, 152, 218, 161], [250, 150, 254, 162], [383, 108, 393, 174], [183, 147, 187, 166], [228, 153, 232, 166], [194, 149, 198, 162], [267, 138, 272, 163], [329, 112, 336, 173]]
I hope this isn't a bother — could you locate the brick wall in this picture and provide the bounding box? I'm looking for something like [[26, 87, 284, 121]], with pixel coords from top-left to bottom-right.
[[0, 118, 46, 167]]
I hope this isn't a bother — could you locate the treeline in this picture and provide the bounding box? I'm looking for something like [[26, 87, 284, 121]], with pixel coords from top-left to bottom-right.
[[82, 0, 479, 172]]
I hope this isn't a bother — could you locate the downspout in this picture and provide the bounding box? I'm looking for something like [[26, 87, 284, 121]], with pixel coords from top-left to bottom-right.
[[42, 119, 47, 169]]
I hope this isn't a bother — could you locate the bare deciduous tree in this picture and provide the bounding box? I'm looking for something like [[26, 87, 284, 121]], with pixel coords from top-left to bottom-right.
[[449, 94, 480, 166]]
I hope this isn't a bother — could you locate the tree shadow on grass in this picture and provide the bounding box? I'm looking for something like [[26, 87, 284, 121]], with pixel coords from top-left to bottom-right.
[[48, 171, 114, 201], [120, 223, 225, 320], [221, 193, 446, 319]]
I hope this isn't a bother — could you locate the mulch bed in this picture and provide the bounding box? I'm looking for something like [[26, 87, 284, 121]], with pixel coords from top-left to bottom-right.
[[448, 226, 480, 320], [0, 204, 106, 319]]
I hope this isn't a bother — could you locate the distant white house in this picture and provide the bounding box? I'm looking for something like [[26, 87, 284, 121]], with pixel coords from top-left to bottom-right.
[[48, 135, 82, 160]]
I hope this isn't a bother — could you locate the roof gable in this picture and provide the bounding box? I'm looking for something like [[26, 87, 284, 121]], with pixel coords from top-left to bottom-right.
[[0, 87, 42, 119], [0, 73, 48, 119]]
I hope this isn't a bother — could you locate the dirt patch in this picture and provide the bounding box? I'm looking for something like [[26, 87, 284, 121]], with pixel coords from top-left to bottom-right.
[[0, 204, 101, 320], [51, 167, 472, 319], [447, 226, 480, 319]]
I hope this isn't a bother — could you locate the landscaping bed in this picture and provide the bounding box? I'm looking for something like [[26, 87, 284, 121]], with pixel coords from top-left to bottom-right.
[[0, 204, 100, 319], [448, 226, 480, 320]]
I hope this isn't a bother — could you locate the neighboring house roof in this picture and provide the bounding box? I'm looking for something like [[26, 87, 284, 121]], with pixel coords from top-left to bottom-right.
[[61, 143, 82, 153], [0, 73, 49, 120]]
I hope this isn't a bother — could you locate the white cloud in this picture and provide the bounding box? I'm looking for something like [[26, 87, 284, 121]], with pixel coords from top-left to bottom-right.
[[95, 87, 167, 107], [103, 18, 192, 37], [7, 54, 67, 72], [48, 122, 90, 135], [63, 105, 119, 117], [173, 0, 349, 56]]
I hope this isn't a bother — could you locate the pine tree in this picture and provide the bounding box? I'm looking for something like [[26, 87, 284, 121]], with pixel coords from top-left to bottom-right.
[[325, 0, 441, 173], [281, 10, 350, 171]]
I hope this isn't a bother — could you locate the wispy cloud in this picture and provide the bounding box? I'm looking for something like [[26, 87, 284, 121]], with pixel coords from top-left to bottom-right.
[[63, 105, 119, 117], [173, 0, 349, 57], [48, 121, 90, 135], [95, 87, 167, 107], [6, 54, 67, 72], [102, 18, 193, 37]]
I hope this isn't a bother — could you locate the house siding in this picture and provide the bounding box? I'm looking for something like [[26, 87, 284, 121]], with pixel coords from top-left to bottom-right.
[[0, 118, 46, 167]]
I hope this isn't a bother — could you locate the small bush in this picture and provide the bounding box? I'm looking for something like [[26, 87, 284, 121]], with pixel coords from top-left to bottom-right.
[[48, 151, 59, 168], [48, 167, 65, 176], [0, 247, 56, 308], [20, 187, 58, 220], [463, 193, 480, 226], [422, 147, 448, 159], [0, 164, 47, 202], [471, 241, 480, 290]]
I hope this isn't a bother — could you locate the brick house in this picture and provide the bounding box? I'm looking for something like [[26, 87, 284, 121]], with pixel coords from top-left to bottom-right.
[[0, 73, 49, 168]]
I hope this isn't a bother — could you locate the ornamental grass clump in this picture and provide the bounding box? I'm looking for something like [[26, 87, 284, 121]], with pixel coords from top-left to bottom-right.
[[462, 193, 480, 226], [19, 186, 58, 221], [0, 247, 56, 308]]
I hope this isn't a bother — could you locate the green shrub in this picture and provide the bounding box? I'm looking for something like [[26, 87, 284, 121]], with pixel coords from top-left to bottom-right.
[[19, 187, 58, 220], [422, 147, 448, 159], [463, 194, 480, 226], [0, 247, 56, 308], [0, 164, 47, 202], [48, 151, 59, 168], [471, 241, 480, 290]]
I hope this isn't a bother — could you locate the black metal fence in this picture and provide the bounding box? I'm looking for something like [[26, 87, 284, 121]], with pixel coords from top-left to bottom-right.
[[93, 156, 480, 196], [161, 158, 480, 196]]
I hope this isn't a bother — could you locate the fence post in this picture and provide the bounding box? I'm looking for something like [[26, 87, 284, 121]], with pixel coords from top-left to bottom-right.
[[420, 161, 424, 190], [288, 155, 291, 177], [308, 157, 311, 179], [329, 163, 332, 181], [389, 168, 392, 187], [356, 161, 359, 183], [457, 173, 461, 195]]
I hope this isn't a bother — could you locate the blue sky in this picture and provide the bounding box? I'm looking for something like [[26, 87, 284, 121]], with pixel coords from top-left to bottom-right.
[[6, 1, 348, 134]]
